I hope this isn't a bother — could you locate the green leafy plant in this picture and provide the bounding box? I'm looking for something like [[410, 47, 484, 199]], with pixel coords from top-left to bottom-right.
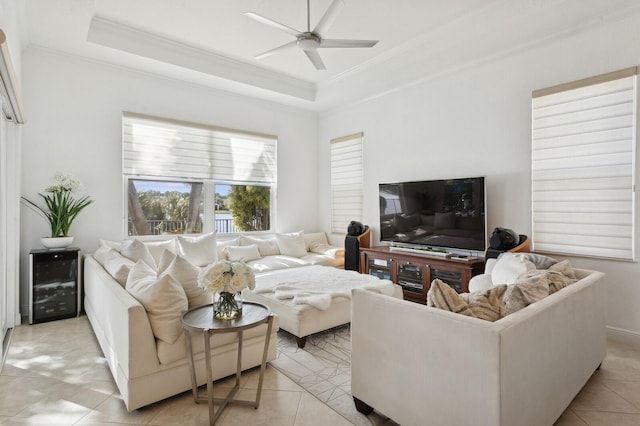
[[22, 173, 93, 237]]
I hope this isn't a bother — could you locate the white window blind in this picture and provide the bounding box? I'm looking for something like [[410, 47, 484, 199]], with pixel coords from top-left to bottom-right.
[[123, 113, 277, 183], [531, 67, 637, 260], [331, 133, 364, 234]]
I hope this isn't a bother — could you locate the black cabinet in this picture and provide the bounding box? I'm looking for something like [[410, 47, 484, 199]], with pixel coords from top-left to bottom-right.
[[29, 248, 80, 324]]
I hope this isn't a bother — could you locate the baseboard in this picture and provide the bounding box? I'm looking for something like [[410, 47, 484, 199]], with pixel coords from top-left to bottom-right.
[[606, 326, 640, 347]]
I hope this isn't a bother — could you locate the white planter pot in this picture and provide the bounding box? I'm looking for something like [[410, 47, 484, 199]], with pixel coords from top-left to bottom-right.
[[41, 236, 74, 249]]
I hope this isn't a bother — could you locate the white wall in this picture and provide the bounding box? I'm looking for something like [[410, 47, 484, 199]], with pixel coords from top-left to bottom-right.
[[19, 48, 319, 317], [319, 13, 640, 337]]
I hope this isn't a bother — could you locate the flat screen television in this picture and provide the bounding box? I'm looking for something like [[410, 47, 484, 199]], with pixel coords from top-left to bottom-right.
[[379, 177, 486, 252]]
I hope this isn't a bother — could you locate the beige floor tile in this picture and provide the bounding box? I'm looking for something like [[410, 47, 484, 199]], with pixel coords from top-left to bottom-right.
[[568, 377, 640, 413], [294, 392, 354, 426], [215, 388, 301, 426], [554, 407, 588, 426], [572, 410, 640, 426]]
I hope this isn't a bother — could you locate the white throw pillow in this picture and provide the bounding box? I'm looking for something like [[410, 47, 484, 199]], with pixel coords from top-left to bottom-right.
[[177, 232, 217, 267], [303, 232, 329, 251], [92, 245, 112, 266], [119, 239, 157, 269], [126, 260, 188, 344], [491, 253, 536, 286], [157, 250, 211, 308], [99, 239, 122, 251], [144, 239, 177, 267], [101, 250, 135, 287], [216, 237, 241, 260], [276, 231, 308, 258], [226, 244, 262, 262], [240, 235, 280, 256]]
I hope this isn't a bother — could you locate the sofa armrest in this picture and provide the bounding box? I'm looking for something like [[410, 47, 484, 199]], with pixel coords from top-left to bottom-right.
[[351, 289, 502, 426], [84, 255, 160, 379]]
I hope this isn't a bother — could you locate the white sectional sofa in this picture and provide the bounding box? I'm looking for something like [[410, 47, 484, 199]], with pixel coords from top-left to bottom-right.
[[83, 230, 346, 410], [351, 260, 605, 426]]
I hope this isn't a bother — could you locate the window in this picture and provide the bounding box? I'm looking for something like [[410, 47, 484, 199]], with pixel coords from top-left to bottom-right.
[[531, 67, 637, 260], [123, 113, 276, 236], [331, 133, 364, 234]]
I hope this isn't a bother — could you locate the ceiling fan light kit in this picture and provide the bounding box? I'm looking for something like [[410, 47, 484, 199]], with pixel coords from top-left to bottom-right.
[[245, 0, 379, 70]]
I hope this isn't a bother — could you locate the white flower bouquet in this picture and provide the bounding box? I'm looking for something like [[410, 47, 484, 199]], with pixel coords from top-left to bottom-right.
[[198, 260, 255, 319]]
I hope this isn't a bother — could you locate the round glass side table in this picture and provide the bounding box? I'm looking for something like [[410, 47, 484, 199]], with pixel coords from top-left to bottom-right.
[[181, 301, 274, 426]]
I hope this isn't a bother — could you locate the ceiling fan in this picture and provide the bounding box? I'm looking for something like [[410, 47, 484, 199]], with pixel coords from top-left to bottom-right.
[[244, 0, 378, 70]]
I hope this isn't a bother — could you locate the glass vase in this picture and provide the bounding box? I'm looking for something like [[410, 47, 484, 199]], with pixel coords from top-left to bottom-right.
[[213, 291, 243, 320]]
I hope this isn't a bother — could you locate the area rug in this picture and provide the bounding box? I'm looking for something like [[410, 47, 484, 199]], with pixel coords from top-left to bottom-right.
[[270, 325, 394, 426]]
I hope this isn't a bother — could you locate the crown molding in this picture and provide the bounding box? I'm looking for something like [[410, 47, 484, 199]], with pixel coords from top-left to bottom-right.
[[87, 15, 316, 102]]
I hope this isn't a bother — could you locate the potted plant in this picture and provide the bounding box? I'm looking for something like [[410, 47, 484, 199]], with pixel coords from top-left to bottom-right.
[[22, 173, 93, 248]]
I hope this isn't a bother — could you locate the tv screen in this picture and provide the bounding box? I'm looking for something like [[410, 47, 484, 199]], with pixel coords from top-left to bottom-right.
[[379, 177, 486, 252]]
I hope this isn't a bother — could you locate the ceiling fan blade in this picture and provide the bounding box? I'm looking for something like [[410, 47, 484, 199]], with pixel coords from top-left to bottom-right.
[[255, 40, 298, 60], [312, 0, 345, 36], [304, 50, 326, 70], [244, 12, 301, 37], [320, 39, 379, 48]]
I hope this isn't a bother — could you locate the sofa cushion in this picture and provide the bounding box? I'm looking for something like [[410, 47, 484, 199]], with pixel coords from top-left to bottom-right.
[[157, 250, 211, 308], [309, 243, 344, 258], [120, 239, 157, 269], [491, 253, 536, 286], [427, 279, 507, 321], [125, 260, 188, 344], [225, 244, 262, 262], [240, 236, 280, 256], [276, 231, 307, 258], [177, 232, 217, 267]]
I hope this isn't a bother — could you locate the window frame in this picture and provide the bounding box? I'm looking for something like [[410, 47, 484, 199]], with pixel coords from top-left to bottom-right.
[[122, 113, 277, 238], [531, 67, 637, 260], [330, 132, 364, 234]]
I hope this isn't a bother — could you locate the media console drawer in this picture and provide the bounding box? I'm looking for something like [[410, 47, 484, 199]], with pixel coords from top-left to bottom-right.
[[359, 246, 485, 303]]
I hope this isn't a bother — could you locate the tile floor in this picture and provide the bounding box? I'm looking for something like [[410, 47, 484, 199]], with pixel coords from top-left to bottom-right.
[[1, 316, 639, 425]]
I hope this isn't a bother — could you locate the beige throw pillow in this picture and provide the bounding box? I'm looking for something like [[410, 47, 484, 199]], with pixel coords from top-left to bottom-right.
[[144, 239, 177, 267], [157, 250, 211, 308], [126, 260, 188, 344]]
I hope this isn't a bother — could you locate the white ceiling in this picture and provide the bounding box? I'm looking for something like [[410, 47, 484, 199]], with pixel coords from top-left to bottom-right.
[[22, 0, 640, 111]]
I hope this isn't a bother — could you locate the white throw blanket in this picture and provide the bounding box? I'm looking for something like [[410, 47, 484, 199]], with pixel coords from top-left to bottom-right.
[[253, 265, 396, 310]]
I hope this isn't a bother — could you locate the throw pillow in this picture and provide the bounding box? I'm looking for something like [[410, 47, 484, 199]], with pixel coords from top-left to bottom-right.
[[92, 245, 112, 266], [144, 239, 177, 267], [177, 232, 217, 267], [157, 250, 211, 308], [119, 239, 157, 269], [503, 274, 550, 316], [225, 244, 262, 262], [240, 235, 280, 256], [276, 231, 308, 258], [302, 232, 329, 251], [125, 260, 188, 344], [101, 249, 135, 287], [99, 239, 122, 251], [216, 237, 241, 260], [491, 253, 536, 286]]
